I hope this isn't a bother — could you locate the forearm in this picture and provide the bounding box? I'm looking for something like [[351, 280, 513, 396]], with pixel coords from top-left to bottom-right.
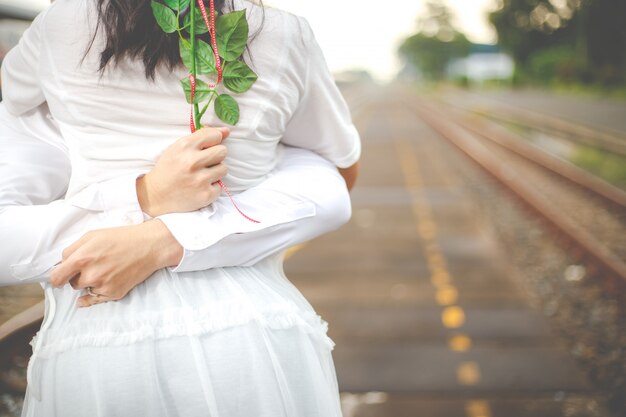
[[0, 202, 108, 285], [0, 171, 150, 287], [158, 147, 353, 271], [338, 161, 360, 191], [0, 150, 350, 285], [0, 104, 144, 285]]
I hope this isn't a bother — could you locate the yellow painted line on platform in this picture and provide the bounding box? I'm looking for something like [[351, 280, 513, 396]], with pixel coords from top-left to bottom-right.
[[395, 138, 484, 391], [465, 400, 492, 417], [395, 143, 422, 188], [427, 252, 446, 268], [442, 306, 466, 328], [436, 285, 459, 306], [448, 334, 472, 352], [457, 361, 481, 386], [431, 269, 452, 287], [417, 219, 437, 240]]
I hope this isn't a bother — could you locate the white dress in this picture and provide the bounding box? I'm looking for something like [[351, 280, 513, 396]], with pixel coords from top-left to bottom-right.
[[0, 0, 361, 416]]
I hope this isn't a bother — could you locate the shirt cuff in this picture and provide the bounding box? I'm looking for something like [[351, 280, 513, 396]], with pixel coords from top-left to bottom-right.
[[97, 173, 146, 225], [156, 205, 216, 272], [67, 173, 146, 225]]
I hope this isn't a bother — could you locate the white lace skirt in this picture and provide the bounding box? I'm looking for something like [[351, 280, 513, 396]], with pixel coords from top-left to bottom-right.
[[21, 253, 343, 417]]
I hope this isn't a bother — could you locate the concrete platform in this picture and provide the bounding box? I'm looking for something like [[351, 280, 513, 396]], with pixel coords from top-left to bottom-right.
[[284, 88, 601, 416]]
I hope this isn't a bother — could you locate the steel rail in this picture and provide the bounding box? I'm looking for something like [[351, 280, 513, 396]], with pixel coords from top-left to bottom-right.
[[440, 102, 626, 210], [470, 109, 626, 159], [0, 301, 43, 392], [413, 100, 626, 286], [438, 90, 626, 158]]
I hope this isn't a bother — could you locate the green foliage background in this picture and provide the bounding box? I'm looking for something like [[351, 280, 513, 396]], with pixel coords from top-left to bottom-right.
[[489, 0, 626, 87], [398, 0, 626, 89]]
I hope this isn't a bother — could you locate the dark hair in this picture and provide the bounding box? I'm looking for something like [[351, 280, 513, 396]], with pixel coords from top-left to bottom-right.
[[87, 0, 263, 79]]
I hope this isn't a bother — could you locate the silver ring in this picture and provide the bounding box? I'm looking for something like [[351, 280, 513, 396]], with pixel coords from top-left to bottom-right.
[[86, 287, 100, 297]]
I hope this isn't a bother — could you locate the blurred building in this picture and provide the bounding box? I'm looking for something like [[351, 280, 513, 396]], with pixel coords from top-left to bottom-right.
[[447, 44, 514, 85], [333, 69, 375, 89]]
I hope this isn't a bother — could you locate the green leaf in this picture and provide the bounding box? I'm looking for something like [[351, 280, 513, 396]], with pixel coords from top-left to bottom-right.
[[151, 1, 178, 33], [180, 77, 213, 104], [223, 61, 257, 93], [163, 0, 190, 12], [215, 94, 240, 125], [179, 38, 216, 74], [216, 9, 249, 61], [183, 6, 210, 35]]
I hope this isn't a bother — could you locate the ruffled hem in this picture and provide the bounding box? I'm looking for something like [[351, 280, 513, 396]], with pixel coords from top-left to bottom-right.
[[30, 298, 335, 358]]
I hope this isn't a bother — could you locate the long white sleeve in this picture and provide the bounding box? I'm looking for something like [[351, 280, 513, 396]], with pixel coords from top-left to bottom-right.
[[0, 104, 70, 206], [158, 146, 351, 272], [0, 104, 144, 286]]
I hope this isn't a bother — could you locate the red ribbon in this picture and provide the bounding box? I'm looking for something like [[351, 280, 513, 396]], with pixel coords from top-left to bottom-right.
[[197, 0, 223, 87], [188, 1, 260, 224]]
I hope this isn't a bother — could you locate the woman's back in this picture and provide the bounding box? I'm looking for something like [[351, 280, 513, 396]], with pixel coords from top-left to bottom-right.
[[3, 0, 358, 197]]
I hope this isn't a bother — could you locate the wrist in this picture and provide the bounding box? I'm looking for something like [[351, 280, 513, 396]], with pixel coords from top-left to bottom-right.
[[143, 219, 184, 268], [136, 174, 164, 217]]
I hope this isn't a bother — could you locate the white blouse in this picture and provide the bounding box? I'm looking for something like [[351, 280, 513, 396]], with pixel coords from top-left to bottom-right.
[[0, 3, 360, 411], [0, 0, 361, 280]]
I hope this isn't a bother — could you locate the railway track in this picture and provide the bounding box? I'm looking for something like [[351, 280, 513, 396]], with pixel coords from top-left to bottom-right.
[[0, 301, 43, 396], [409, 97, 626, 294], [439, 90, 626, 159]]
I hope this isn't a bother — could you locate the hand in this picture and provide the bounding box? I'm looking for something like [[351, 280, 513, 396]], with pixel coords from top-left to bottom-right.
[[136, 126, 230, 217], [49, 219, 183, 308]]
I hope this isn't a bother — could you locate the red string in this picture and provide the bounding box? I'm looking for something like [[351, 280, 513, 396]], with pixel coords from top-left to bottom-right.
[[188, 74, 196, 132], [197, 0, 223, 87], [189, 1, 259, 223]]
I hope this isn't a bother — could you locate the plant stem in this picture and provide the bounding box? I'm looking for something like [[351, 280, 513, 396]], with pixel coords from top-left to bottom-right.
[[190, 2, 201, 129], [197, 91, 218, 120], [176, 8, 182, 40]]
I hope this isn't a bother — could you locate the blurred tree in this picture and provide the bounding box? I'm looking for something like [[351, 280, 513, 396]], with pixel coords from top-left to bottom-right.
[[398, 0, 471, 81], [490, 0, 626, 85], [585, 0, 626, 84]]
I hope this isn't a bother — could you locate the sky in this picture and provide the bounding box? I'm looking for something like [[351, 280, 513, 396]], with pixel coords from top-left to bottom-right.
[[17, 0, 499, 81], [267, 0, 498, 81]]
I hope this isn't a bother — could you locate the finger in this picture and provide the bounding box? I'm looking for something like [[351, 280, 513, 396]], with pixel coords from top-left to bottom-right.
[[202, 162, 228, 184], [69, 274, 81, 290], [200, 126, 230, 141], [50, 259, 82, 288], [199, 182, 224, 206], [69, 273, 95, 291], [208, 181, 223, 197], [195, 145, 228, 169], [61, 234, 89, 261], [192, 127, 224, 150], [76, 294, 112, 308]]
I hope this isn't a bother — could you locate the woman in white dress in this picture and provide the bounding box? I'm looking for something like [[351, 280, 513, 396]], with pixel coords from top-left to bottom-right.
[[0, 0, 360, 416]]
